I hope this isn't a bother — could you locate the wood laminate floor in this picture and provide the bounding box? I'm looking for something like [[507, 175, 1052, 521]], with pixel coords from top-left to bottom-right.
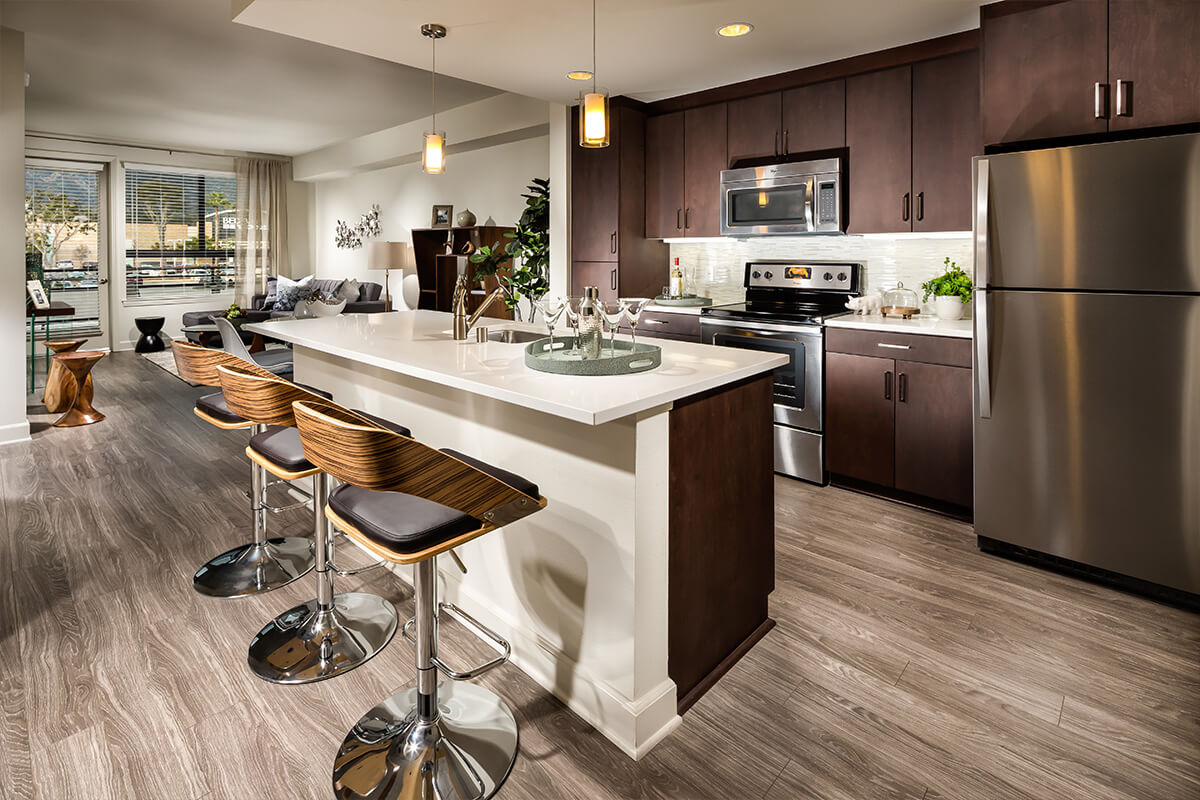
[[2, 351, 1198, 799]]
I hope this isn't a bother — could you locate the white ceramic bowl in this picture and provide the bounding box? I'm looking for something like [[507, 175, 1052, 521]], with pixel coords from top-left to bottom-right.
[[305, 296, 346, 317]]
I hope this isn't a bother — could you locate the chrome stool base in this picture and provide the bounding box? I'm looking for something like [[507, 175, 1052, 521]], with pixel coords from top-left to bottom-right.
[[248, 592, 397, 684], [192, 537, 313, 598], [333, 682, 518, 800]]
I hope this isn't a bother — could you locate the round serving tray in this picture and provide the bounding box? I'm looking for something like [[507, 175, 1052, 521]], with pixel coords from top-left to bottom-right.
[[525, 336, 661, 376], [652, 295, 713, 307]]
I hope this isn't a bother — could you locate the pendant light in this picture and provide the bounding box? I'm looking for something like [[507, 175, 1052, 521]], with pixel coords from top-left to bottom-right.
[[579, 0, 610, 148], [421, 23, 447, 174]]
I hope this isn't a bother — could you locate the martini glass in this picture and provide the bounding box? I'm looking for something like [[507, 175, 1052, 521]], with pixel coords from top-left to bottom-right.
[[619, 298, 651, 349], [534, 296, 566, 355], [598, 301, 626, 355]]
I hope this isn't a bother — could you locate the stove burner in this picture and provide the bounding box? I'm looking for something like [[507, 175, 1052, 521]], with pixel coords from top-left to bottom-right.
[[701, 261, 862, 326]]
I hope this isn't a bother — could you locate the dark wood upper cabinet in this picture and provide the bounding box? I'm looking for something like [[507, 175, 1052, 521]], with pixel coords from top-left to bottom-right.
[[846, 65, 912, 234], [981, 0, 1110, 146], [683, 103, 728, 237], [781, 79, 846, 155], [1107, 0, 1200, 131], [894, 360, 973, 508], [646, 112, 685, 239], [825, 352, 896, 488], [571, 104, 621, 262], [570, 260, 618, 303], [571, 102, 668, 296], [913, 51, 980, 232], [727, 92, 782, 165]]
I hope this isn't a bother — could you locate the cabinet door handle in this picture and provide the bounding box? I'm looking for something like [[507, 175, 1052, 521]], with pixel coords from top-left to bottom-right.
[[916, 191, 924, 222], [884, 371, 893, 401], [676, 208, 682, 229], [644, 319, 669, 325], [902, 193, 910, 222], [774, 130, 779, 157], [610, 231, 617, 254], [684, 207, 691, 229], [1116, 79, 1132, 117], [898, 372, 907, 403], [1095, 82, 1110, 119], [610, 268, 617, 291], [783, 130, 789, 154], [877, 343, 911, 350]]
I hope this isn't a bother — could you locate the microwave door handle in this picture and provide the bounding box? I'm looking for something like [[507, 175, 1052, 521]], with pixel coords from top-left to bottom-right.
[[804, 178, 815, 232], [975, 158, 992, 419]]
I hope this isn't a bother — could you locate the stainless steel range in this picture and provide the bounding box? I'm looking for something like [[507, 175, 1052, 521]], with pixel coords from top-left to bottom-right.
[[700, 261, 861, 484]]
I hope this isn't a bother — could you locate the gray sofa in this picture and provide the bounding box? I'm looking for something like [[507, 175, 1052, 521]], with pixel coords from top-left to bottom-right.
[[182, 279, 386, 345]]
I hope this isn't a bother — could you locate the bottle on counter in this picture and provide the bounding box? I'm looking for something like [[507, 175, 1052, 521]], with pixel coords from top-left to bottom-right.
[[578, 286, 604, 360], [669, 258, 684, 298]]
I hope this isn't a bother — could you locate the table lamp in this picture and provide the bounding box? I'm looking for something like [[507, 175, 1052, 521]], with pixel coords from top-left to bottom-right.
[[367, 241, 413, 312]]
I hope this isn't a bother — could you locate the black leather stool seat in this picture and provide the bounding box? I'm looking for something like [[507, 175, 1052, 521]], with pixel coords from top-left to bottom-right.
[[196, 392, 245, 424], [328, 452, 537, 554], [249, 412, 412, 473]]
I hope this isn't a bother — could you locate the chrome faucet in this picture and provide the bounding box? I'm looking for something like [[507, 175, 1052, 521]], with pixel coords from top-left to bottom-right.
[[452, 273, 505, 340]]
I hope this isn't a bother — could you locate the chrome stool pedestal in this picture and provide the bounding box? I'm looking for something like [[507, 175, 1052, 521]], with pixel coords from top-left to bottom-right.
[[333, 559, 517, 800], [248, 473, 397, 684], [193, 425, 313, 598]]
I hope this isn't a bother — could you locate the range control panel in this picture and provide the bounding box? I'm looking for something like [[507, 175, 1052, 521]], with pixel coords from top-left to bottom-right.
[[745, 261, 860, 292]]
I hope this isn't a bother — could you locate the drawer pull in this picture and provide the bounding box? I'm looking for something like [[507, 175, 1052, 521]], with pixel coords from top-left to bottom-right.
[[644, 319, 669, 325], [877, 343, 911, 350]]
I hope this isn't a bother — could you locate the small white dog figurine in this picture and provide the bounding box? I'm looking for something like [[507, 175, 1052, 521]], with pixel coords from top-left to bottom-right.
[[845, 294, 882, 315]]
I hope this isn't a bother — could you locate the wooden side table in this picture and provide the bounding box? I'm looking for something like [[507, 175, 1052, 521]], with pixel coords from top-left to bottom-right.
[[52, 351, 106, 427], [43, 340, 92, 413]]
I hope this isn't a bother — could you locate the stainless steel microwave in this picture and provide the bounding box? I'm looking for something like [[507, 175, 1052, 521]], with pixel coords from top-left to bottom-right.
[[720, 158, 844, 236]]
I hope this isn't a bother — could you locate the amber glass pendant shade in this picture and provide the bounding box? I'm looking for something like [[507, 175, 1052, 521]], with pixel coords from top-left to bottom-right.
[[422, 131, 446, 174], [579, 90, 610, 148]]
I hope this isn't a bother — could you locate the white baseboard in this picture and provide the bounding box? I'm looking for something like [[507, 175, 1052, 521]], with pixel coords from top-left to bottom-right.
[[0, 420, 32, 446]]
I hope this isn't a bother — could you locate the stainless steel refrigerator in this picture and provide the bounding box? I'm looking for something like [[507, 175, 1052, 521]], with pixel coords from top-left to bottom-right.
[[973, 132, 1200, 600]]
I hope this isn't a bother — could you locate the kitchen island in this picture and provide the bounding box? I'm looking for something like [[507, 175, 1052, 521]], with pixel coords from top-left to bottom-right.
[[247, 310, 787, 758]]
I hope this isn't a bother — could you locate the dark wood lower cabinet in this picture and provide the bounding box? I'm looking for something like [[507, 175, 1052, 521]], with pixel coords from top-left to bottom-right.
[[894, 360, 973, 507], [825, 352, 896, 487], [826, 332, 973, 513]]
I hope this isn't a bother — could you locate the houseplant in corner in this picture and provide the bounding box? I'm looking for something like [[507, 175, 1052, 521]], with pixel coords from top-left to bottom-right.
[[468, 178, 550, 322], [921, 258, 973, 320]]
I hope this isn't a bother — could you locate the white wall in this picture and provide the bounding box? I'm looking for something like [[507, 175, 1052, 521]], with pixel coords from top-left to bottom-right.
[[0, 24, 31, 445], [310, 135, 550, 283], [24, 136, 307, 350]]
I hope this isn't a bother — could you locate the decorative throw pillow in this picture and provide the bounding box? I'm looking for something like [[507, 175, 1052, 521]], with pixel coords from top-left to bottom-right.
[[336, 278, 360, 303], [262, 275, 279, 309], [272, 274, 314, 312]]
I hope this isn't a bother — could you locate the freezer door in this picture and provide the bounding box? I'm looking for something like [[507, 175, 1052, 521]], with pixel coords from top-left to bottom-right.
[[980, 132, 1200, 292], [974, 290, 1200, 593]]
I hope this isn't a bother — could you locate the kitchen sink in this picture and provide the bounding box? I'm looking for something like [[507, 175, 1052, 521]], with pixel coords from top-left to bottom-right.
[[487, 329, 544, 344]]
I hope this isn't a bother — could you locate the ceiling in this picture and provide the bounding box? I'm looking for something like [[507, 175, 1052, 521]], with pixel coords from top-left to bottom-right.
[[1, 0, 501, 156], [233, 0, 984, 106]]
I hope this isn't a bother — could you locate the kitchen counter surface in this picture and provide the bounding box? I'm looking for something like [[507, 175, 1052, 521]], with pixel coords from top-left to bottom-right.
[[644, 303, 705, 315], [248, 310, 786, 426], [824, 312, 973, 339]]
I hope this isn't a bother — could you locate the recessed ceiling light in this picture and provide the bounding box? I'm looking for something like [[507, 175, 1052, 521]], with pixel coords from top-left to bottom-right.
[[567, 70, 594, 81], [717, 23, 754, 38]]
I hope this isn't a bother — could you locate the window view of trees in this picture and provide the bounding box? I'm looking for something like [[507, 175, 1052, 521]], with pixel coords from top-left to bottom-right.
[[24, 167, 103, 334], [125, 169, 239, 299]]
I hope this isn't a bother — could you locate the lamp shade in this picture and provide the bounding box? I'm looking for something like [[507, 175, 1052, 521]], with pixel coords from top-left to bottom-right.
[[367, 241, 411, 270]]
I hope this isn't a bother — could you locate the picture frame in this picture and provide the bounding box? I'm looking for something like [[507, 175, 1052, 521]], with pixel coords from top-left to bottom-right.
[[26, 279, 50, 310], [431, 204, 453, 229]]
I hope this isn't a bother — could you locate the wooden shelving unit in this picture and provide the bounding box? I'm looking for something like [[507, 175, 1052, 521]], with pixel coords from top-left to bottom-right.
[[411, 226, 516, 319]]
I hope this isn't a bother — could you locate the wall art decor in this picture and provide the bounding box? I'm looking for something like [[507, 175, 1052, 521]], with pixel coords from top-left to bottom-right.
[[335, 204, 383, 249], [431, 204, 453, 228]]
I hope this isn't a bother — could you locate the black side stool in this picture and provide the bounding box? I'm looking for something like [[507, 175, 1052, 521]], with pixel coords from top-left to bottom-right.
[[134, 316, 166, 352], [293, 400, 546, 800]]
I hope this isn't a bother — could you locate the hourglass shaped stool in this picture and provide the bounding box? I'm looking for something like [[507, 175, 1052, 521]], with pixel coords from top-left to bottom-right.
[[217, 364, 411, 684], [170, 340, 314, 597], [51, 351, 106, 427], [43, 339, 90, 414], [292, 400, 546, 800]]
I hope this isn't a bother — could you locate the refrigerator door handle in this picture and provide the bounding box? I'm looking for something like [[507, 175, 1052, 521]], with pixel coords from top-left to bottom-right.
[[975, 158, 992, 419]]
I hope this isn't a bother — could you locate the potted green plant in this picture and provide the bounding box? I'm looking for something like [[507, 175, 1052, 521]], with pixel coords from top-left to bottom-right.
[[921, 258, 973, 320], [467, 178, 550, 322], [222, 302, 247, 328]]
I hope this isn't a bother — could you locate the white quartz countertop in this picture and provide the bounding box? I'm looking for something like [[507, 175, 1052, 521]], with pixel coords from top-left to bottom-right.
[[824, 312, 973, 339], [247, 311, 788, 426], [644, 303, 705, 315]]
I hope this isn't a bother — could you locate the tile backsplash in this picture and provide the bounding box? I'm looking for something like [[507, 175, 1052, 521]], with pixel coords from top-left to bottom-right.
[[669, 234, 974, 309]]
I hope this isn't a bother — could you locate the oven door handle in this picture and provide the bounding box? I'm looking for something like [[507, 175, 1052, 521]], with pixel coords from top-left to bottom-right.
[[701, 317, 822, 338]]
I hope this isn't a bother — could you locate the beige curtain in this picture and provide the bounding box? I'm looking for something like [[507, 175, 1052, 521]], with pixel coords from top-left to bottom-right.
[[234, 157, 289, 306]]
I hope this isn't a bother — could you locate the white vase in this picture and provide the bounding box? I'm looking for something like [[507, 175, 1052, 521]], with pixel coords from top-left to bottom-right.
[[934, 295, 966, 320]]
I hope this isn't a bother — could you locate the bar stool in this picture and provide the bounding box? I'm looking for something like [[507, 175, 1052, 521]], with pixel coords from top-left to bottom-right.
[[292, 400, 546, 800], [170, 340, 314, 597], [216, 364, 410, 684]]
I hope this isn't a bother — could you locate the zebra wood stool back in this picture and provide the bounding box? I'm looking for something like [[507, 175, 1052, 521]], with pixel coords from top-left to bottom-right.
[[216, 363, 331, 429], [292, 400, 543, 529], [171, 339, 273, 387]]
